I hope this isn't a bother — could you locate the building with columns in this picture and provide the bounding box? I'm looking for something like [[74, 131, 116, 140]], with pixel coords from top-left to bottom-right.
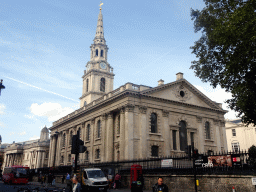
[[48, 7, 228, 167], [2, 127, 50, 169]]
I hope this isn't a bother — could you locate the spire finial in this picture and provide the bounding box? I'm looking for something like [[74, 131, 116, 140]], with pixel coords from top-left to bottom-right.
[[99, 1, 103, 10]]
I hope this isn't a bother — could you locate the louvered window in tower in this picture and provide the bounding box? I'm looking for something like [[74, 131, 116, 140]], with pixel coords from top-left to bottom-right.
[[205, 122, 211, 139], [100, 78, 105, 92], [86, 79, 89, 92], [96, 49, 98, 56], [101, 50, 104, 57]]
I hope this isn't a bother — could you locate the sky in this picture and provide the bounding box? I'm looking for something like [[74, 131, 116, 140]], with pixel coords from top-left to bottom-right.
[[0, 0, 238, 144]]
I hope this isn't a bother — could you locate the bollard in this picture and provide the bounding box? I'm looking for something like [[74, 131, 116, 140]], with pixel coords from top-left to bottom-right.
[[232, 186, 235, 192]]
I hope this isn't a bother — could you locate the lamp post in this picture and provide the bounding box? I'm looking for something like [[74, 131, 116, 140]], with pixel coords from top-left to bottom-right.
[[0, 79, 5, 96], [53, 131, 59, 167]]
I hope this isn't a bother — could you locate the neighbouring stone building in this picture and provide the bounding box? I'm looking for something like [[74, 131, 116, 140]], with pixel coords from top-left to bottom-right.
[[2, 127, 50, 169], [48, 6, 228, 167], [225, 119, 256, 152]]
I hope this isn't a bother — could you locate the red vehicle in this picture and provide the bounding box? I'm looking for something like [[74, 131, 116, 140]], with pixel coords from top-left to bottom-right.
[[2, 166, 29, 184]]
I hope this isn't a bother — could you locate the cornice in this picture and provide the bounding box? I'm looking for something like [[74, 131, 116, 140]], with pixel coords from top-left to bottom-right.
[[80, 92, 105, 100], [82, 69, 114, 79], [50, 90, 226, 130]]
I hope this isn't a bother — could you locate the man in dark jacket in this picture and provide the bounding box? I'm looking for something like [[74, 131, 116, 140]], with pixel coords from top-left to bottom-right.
[[152, 177, 168, 192]]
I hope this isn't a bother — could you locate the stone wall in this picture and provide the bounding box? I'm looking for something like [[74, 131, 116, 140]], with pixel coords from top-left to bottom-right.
[[121, 174, 256, 192]]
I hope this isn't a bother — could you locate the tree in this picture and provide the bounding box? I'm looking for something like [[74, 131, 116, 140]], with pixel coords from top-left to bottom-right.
[[190, 0, 256, 126], [248, 145, 256, 168]]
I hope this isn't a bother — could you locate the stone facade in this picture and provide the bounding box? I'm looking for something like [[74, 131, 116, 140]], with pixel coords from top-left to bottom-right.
[[2, 127, 50, 169], [225, 119, 256, 152], [48, 8, 227, 167]]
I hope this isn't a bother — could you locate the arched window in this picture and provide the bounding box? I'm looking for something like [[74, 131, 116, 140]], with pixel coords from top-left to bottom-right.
[[62, 133, 66, 147], [86, 124, 90, 141], [97, 120, 101, 138], [179, 121, 187, 151], [86, 79, 89, 92], [205, 121, 211, 139], [69, 131, 73, 145], [101, 50, 104, 57], [77, 128, 81, 139], [100, 78, 105, 92], [151, 145, 159, 157], [96, 49, 98, 56], [150, 113, 157, 133], [96, 149, 100, 159]]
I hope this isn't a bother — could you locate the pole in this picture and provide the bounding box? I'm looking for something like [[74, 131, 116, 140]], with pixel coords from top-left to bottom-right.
[[192, 142, 197, 192]]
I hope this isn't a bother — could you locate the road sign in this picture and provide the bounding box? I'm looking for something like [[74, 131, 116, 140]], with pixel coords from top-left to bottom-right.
[[161, 159, 173, 167], [252, 178, 256, 185]]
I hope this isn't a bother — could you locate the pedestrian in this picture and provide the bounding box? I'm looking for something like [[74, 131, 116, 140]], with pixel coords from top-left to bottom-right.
[[114, 173, 121, 189], [47, 173, 52, 187], [66, 173, 72, 192], [152, 177, 168, 192], [52, 175, 56, 186], [72, 176, 81, 192], [41, 174, 44, 184]]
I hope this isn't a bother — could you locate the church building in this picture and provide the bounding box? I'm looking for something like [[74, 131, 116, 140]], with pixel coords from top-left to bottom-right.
[[48, 6, 227, 167]]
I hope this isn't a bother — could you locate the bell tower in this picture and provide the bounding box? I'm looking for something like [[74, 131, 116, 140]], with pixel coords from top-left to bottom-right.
[[80, 3, 114, 107]]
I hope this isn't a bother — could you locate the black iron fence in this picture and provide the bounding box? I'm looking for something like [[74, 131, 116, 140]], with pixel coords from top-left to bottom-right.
[[29, 150, 256, 177]]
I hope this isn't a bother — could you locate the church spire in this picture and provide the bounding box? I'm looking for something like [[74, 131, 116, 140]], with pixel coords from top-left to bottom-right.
[[94, 2, 105, 42]]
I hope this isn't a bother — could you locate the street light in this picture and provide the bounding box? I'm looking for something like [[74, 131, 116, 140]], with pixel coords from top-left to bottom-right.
[[0, 79, 5, 96]]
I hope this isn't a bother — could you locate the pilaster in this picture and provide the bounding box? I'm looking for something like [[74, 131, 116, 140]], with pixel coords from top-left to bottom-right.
[[139, 106, 147, 159], [90, 119, 95, 163], [119, 108, 125, 160], [162, 110, 170, 156], [106, 112, 114, 162], [196, 116, 204, 153]]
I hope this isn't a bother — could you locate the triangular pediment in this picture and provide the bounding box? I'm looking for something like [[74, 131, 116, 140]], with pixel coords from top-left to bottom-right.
[[141, 79, 221, 110]]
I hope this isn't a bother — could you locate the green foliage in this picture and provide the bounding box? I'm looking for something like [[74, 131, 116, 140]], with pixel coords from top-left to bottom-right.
[[190, 0, 256, 126], [248, 145, 256, 168]]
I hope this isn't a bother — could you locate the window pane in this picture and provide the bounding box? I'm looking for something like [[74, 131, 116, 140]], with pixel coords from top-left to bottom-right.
[[151, 113, 157, 133], [151, 146, 158, 157], [232, 129, 236, 137], [172, 130, 177, 150], [100, 78, 105, 92], [205, 122, 210, 139], [179, 121, 187, 151]]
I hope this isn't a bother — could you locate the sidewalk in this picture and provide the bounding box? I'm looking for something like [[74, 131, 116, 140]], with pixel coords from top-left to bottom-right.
[[28, 182, 152, 192]]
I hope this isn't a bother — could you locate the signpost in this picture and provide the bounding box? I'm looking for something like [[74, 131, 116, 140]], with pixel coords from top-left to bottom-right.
[[161, 159, 173, 168]]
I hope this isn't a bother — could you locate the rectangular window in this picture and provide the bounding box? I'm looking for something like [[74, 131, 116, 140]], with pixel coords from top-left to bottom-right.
[[232, 129, 236, 137], [190, 132, 194, 145], [232, 142, 240, 152], [151, 146, 159, 157], [172, 130, 177, 150]]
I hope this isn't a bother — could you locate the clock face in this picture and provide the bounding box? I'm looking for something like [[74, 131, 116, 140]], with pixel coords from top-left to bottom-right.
[[87, 64, 91, 70], [100, 62, 107, 69]]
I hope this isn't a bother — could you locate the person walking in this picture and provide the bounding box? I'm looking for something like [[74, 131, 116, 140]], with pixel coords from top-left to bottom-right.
[[152, 177, 168, 192], [72, 176, 81, 192], [114, 173, 121, 189], [66, 173, 72, 192]]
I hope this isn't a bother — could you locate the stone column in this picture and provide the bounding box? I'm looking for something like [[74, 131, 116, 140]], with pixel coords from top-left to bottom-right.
[[119, 108, 126, 160], [36, 151, 42, 168], [139, 106, 147, 159], [197, 116, 204, 153], [125, 105, 134, 160], [106, 113, 114, 162], [162, 110, 170, 157], [221, 121, 228, 151], [101, 114, 107, 162], [214, 120, 221, 152], [48, 136, 53, 167], [51, 136, 57, 167], [90, 119, 95, 163], [56, 133, 61, 166], [41, 151, 45, 168]]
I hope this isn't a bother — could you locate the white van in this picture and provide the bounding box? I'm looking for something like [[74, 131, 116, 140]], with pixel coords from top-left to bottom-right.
[[82, 168, 108, 192]]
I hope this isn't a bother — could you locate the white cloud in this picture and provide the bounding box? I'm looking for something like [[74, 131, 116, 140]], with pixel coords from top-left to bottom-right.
[[195, 85, 238, 120], [24, 114, 34, 119], [0, 104, 6, 115], [30, 102, 74, 122], [18, 131, 26, 136], [9, 132, 15, 136], [29, 135, 40, 140]]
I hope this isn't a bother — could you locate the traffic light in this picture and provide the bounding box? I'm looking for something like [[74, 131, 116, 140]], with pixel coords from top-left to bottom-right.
[[185, 145, 192, 160], [71, 134, 87, 154]]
